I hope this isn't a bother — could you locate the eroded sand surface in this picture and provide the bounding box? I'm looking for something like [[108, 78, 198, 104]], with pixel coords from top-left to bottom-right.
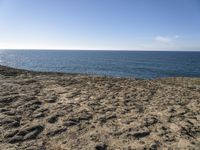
[[0, 65, 200, 150]]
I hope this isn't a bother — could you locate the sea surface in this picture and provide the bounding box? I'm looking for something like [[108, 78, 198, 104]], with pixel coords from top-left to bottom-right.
[[0, 50, 200, 79]]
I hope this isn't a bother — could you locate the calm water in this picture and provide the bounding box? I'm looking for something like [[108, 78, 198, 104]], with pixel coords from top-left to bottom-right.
[[0, 50, 200, 79]]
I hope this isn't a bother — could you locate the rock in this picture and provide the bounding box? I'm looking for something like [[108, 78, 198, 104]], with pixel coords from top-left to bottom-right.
[[177, 139, 191, 148], [0, 95, 18, 104], [63, 120, 79, 127], [133, 131, 150, 138], [3, 110, 16, 116], [6, 121, 20, 128], [0, 108, 9, 112], [98, 114, 117, 123], [0, 118, 20, 129], [79, 112, 93, 121], [63, 117, 80, 127], [47, 114, 59, 123], [187, 118, 198, 125], [144, 117, 158, 127], [66, 91, 80, 98], [8, 135, 23, 143], [20, 125, 44, 135], [169, 123, 180, 132], [95, 143, 107, 150], [167, 106, 176, 112], [9, 124, 44, 142], [23, 128, 43, 140], [33, 112, 45, 118], [47, 127, 67, 137], [128, 130, 150, 139], [0, 118, 15, 125], [23, 96, 37, 102], [149, 141, 160, 150], [4, 129, 18, 138], [23, 100, 42, 111], [45, 94, 57, 103], [26, 100, 42, 106]]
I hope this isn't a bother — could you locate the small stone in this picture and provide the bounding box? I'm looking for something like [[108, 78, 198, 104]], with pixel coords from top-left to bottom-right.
[[95, 143, 107, 150], [34, 112, 45, 118], [167, 106, 176, 112], [150, 141, 160, 150], [63, 120, 79, 126], [128, 130, 150, 139]]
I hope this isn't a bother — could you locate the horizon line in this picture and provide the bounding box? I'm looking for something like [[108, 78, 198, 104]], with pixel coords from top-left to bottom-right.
[[0, 49, 200, 52]]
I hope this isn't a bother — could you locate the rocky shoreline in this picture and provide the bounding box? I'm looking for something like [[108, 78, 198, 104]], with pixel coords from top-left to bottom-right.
[[0, 65, 200, 149]]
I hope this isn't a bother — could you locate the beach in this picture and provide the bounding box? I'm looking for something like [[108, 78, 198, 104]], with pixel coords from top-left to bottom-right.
[[0, 65, 200, 149]]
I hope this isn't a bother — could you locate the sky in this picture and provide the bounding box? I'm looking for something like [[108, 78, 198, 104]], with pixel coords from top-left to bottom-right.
[[0, 0, 200, 50]]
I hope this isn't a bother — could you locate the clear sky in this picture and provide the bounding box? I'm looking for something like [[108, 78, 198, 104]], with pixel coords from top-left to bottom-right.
[[0, 0, 200, 50]]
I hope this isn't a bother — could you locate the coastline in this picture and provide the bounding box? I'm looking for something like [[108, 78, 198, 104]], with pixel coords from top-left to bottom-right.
[[0, 65, 200, 149]]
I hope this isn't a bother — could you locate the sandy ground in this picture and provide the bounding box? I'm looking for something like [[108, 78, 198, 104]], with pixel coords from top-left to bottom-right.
[[0, 65, 200, 150]]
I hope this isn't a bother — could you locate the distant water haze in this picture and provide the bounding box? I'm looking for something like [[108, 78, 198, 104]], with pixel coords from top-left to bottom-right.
[[0, 50, 200, 79]]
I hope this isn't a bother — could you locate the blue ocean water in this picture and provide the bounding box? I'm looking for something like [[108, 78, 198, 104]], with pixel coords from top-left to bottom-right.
[[0, 50, 200, 79]]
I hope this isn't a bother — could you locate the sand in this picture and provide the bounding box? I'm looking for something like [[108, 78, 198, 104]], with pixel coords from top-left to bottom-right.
[[0, 65, 200, 150]]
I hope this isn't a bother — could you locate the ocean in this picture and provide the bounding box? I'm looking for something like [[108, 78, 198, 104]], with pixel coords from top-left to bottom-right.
[[0, 50, 200, 79]]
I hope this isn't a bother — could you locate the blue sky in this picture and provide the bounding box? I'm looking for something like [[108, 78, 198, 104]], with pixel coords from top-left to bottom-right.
[[0, 0, 200, 50]]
